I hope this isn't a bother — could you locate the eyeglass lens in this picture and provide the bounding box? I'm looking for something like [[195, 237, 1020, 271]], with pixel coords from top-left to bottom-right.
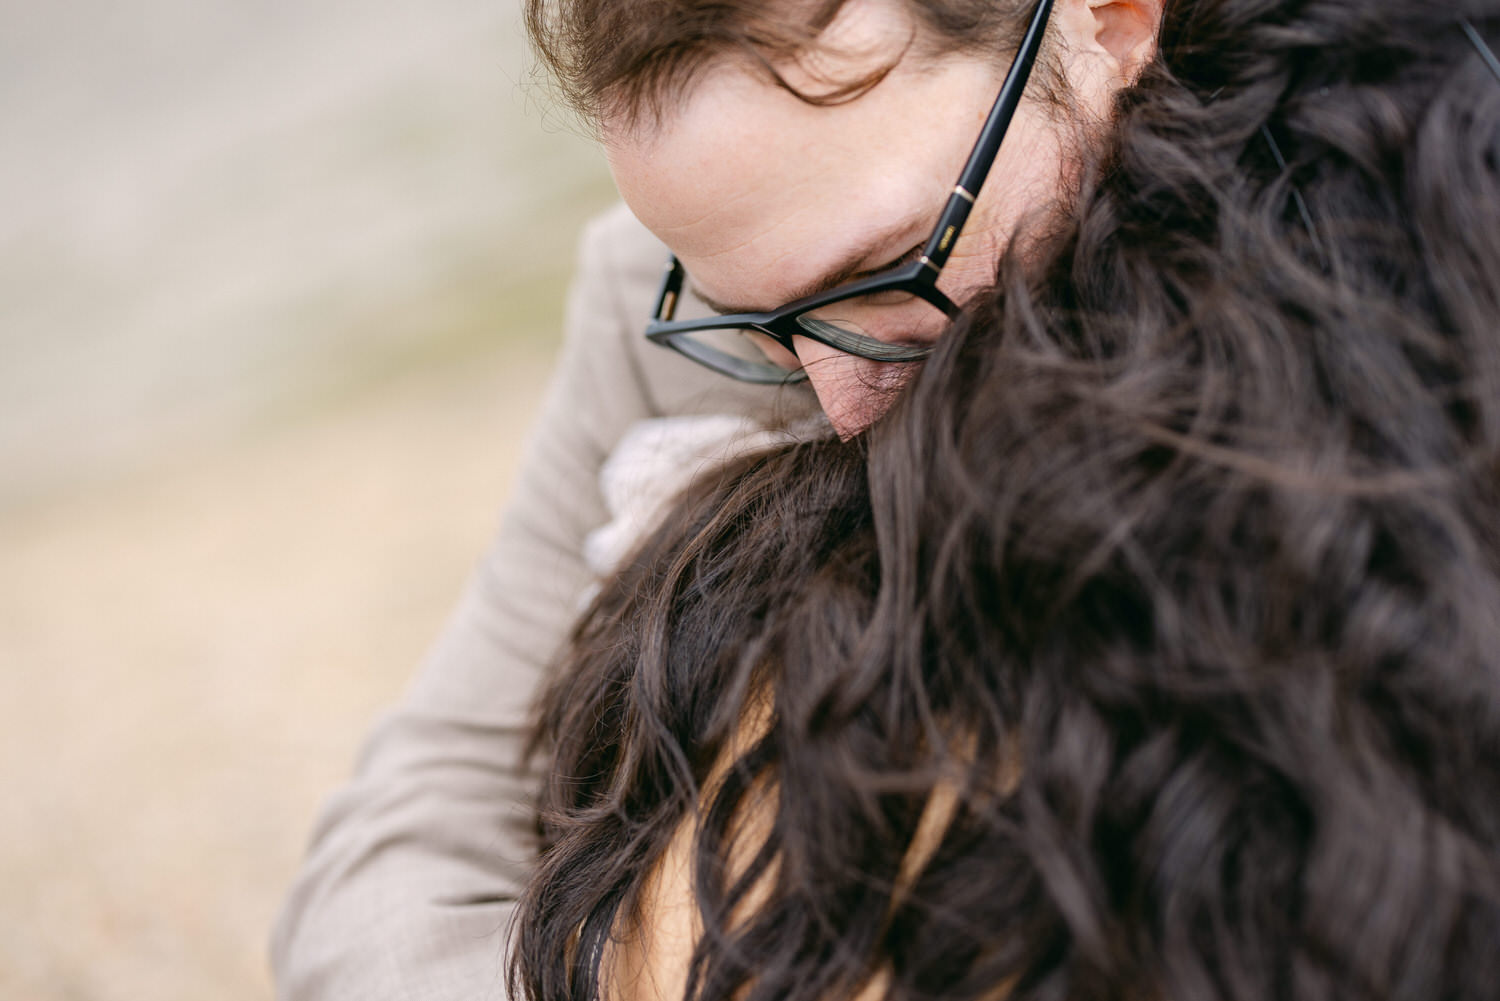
[[668, 282, 944, 381]]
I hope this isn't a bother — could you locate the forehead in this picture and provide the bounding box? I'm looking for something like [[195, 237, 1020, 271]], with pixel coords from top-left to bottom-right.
[[600, 0, 1010, 308], [604, 45, 1003, 310]]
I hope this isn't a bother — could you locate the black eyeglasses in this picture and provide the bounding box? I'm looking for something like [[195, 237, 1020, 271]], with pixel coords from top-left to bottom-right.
[[643, 0, 1056, 384]]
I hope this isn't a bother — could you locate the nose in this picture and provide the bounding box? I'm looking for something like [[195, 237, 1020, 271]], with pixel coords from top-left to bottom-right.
[[794, 336, 913, 438]]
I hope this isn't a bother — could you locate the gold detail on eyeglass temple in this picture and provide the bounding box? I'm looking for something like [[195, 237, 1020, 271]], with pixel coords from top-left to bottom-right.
[[661, 289, 678, 318], [953, 185, 976, 204], [937, 225, 957, 253]]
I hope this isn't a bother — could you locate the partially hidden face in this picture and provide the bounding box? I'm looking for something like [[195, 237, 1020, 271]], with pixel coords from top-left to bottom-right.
[[605, 0, 1145, 436]]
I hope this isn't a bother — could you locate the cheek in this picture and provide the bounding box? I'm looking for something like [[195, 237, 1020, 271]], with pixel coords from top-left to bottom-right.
[[796, 341, 919, 437], [948, 108, 1079, 284], [937, 241, 1005, 305]]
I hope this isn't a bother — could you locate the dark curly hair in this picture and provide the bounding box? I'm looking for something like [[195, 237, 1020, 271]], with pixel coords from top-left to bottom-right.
[[511, 1, 1500, 1000]]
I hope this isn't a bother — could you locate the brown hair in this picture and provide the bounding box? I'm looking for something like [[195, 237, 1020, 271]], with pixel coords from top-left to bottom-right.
[[512, 0, 1500, 999], [523, 0, 1038, 127]]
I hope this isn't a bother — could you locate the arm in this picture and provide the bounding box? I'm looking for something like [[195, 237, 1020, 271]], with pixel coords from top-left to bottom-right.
[[271, 202, 815, 1000]]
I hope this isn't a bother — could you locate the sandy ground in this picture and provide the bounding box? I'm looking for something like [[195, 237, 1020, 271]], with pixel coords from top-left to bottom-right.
[[0, 2, 620, 995], [0, 344, 558, 1000]]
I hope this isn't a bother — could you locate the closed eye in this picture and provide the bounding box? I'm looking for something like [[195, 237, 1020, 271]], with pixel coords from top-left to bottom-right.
[[859, 244, 924, 279]]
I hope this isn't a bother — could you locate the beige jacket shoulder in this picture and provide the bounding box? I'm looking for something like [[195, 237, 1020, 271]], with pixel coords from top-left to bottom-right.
[[271, 203, 817, 1000]]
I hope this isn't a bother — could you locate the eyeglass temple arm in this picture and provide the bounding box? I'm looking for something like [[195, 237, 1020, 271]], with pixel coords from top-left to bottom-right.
[[920, 0, 1057, 275], [652, 257, 686, 320]]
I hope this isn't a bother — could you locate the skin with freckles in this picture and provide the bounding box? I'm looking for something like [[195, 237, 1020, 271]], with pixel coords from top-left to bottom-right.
[[604, 0, 1138, 435]]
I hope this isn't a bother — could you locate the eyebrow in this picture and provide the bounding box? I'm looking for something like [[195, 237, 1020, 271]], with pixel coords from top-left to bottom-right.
[[692, 227, 926, 316]]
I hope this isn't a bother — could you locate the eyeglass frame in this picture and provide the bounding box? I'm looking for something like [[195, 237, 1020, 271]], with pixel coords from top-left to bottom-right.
[[642, 0, 1057, 384]]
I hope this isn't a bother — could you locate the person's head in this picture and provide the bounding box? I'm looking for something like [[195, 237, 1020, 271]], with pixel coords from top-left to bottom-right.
[[516, 2, 1500, 999], [527, 0, 1163, 434]]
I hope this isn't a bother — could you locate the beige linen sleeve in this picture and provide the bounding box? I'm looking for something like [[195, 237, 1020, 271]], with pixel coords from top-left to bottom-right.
[[271, 202, 817, 1001]]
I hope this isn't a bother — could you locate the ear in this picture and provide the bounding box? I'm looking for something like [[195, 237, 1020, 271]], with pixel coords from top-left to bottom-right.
[[1081, 0, 1164, 82]]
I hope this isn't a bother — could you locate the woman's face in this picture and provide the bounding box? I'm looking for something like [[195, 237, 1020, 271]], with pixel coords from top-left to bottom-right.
[[605, 0, 1141, 435]]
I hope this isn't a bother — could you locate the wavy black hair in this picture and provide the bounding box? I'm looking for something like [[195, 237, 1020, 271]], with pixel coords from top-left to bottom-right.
[[512, 2, 1500, 1000]]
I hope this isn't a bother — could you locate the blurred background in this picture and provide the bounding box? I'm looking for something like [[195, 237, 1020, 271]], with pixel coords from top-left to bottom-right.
[[0, 1, 616, 997]]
